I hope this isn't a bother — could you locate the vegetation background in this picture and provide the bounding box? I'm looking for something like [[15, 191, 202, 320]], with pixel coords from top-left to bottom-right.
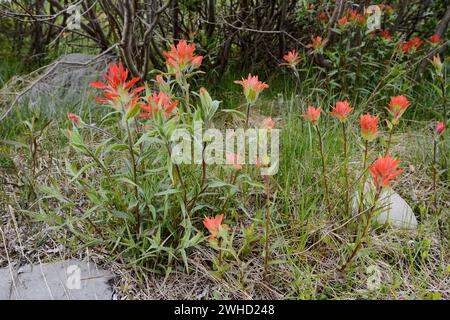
[[0, 0, 449, 299]]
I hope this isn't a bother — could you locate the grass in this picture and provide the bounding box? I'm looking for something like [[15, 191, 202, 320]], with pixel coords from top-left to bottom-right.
[[0, 51, 449, 300]]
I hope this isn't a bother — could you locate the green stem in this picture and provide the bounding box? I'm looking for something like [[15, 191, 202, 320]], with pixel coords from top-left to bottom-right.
[[433, 138, 438, 212], [385, 126, 393, 156], [340, 188, 382, 272], [316, 125, 331, 214], [342, 122, 349, 217], [245, 102, 252, 128], [263, 175, 271, 280], [357, 140, 369, 217], [217, 237, 222, 268], [124, 118, 140, 235]]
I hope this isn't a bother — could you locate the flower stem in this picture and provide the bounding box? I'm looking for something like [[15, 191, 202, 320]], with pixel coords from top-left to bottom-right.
[[433, 138, 438, 212], [124, 118, 140, 235], [357, 140, 369, 216], [340, 188, 382, 272], [316, 125, 331, 214], [342, 122, 349, 217], [385, 126, 393, 156], [263, 175, 271, 280], [245, 102, 252, 128], [217, 237, 222, 268]]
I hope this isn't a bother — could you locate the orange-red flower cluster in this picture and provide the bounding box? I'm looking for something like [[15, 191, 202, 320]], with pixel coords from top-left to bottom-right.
[[90, 63, 144, 110], [359, 113, 379, 141], [369, 154, 403, 190], [380, 29, 392, 41], [282, 50, 302, 68], [226, 152, 243, 170], [346, 9, 365, 24], [302, 105, 322, 125], [429, 34, 442, 44], [387, 95, 410, 121], [67, 112, 81, 126], [139, 91, 178, 119], [308, 36, 323, 50], [234, 74, 269, 104], [163, 39, 203, 74], [399, 37, 424, 54], [203, 214, 226, 240], [262, 117, 275, 129], [330, 100, 353, 122], [436, 121, 445, 135], [338, 16, 348, 28]]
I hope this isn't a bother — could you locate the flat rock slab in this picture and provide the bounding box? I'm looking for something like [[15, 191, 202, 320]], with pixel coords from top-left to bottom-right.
[[0, 260, 114, 300]]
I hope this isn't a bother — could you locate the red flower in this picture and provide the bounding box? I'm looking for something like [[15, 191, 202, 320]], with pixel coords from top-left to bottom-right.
[[369, 154, 403, 190], [139, 91, 178, 119], [318, 11, 328, 22], [329, 100, 353, 122], [308, 36, 323, 50], [359, 113, 379, 141], [262, 117, 275, 129], [338, 16, 348, 27], [163, 40, 203, 74], [282, 50, 302, 68], [388, 95, 410, 121], [380, 29, 392, 41], [203, 214, 225, 240], [347, 9, 365, 24], [436, 121, 445, 135], [302, 105, 321, 125], [67, 112, 81, 126], [234, 74, 269, 103], [429, 34, 442, 44], [226, 152, 243, 170], [90, 63, 144, 110], [381, 4, 394, 15], [400, 37, 423, 54]]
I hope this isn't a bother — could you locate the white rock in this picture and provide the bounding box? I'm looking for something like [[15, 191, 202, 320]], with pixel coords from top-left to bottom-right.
[[375, 190, 418, 229], [353, 184, 418, 230]]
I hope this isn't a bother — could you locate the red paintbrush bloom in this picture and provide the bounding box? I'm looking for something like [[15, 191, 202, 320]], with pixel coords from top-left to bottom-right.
[[359, 113, 379, 141], [338, 16, 348, 27], [388, 95, 410, 121], [318, 11, 328, 22], [410, 36, 424, 48], [203, 214, 226, 240], [436, 121, 445, 135], [163, 39, 203, 74], [262, 117, 275, 129], [67, 112, 81, 126], [308, 36, 323, 50], [329, 100, 353, 122], [282, 50, 302, 68], [234, 74, 269, 104], [90, 63, 144, 111], [429, 34, 442, 44], [302, 105, 321, 125], [139, 91, 178, 119], [369, 154, 403, 190], [380, 29, 392, 41], [226, 152, 243, 170], [400, 37, 424, 53]]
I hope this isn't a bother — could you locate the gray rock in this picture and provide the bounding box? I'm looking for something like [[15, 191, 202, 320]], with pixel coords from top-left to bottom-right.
[[0, 267, 16, 300], [0, 260, 114, 300], [353, 183, 418, 230]]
